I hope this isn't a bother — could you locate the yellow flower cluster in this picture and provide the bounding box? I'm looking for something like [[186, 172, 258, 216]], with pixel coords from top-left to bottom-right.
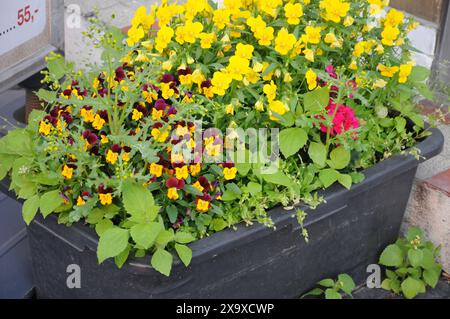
[[127, 6, 155, 46], [319, 0, 350, 23], [381, 9, 404, 46]]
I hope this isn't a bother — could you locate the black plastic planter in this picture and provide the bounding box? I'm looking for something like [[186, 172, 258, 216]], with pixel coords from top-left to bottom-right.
[[1, 128, 444, 299]]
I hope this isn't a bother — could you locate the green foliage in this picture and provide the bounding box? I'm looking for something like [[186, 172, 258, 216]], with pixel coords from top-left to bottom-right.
[[303, 274, 356, 299], [97, 228, 130, 263], [379, 227, 442, 299], [279, 128, 307, 158], [303, 87, 330, 113]]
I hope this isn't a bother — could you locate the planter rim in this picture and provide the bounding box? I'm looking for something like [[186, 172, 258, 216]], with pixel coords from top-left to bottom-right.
[[0, 128, 445, 270]]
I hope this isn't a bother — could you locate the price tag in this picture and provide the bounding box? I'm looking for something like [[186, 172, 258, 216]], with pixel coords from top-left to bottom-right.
[[0, 0, 47, 56]]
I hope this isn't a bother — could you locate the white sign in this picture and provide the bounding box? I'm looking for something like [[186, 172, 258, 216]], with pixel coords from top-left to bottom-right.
[[0, 0, 47, 55]]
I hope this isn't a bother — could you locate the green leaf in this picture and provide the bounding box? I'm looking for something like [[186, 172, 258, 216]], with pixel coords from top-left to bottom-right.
[[151, 248, 173, 276], [155, 229, 175, 248], [379, 244, 404, 267], [246, 182, 262, 195], [22, 195, 40, 225], [325, 289, 342, 299], [407, 249, 423, 268], [183, 184, 204, 196], [27, 109, 46, 133], [36, 89, 57, 103], [0, 154, 15, 180], [318, 278, 335, 288], [122, 181, 159, 223], [97, 228, 130, 264], [409, 66, 430, 82], [166, 205, 178, 223], [302, 288, 324, 298], [40, 190, 64, 218], [338, 174, 352, 190], [319, 169, 340, 188], [1, 129, 33, 156], [350, 172, 365, 184], [395, 117, 407, 133], [329, 147, 351, 170], [130, 222, 163, 249], [420, 248, 437, 270], [175, 244, 193, 267], [415, 83, 433, 100], [95, 219, 114, 236], [423, 267, 441, 288], [211, 218, 228, 232], [304, 87, 330, 113], [262, 171, 292, 187], [279, 128, 307, 158], [114, 245, 130, 269], [406, 227, 423, 241], [338, 274, 355, 295], [226, 183, 242, 195], [221, 190, 239, 201], [401, 277, 426, 299], [381, 279, 392, 291], [308, 142, 327, 167], [175, 231, 196, 244], [236, 162, 251, 176], [47, 55, 67, 80], [386, 269, 398, 280], [86, 208, 105, 225]]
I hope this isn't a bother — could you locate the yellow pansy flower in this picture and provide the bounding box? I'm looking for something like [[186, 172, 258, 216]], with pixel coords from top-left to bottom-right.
[[305, 69, 317, 90], [384, 8, 404, 27], [92, 114, 106, 131], [155, 26, 174, 52], [192, 181, 205, 193], [76, 196, 86, 207], [132, 109, 144, 121], [189, 163, 201, 177], [39, 121, 52, 136], [106, 150, 119, 165], [255, 27, 274, 46], [304, 26, 322, 44], [167, 188, 179, 200], [235, 43, 254, 60], [319, 0, 350, 23], [99, 193, 113, 206], [175, 166, 189, 180], [213, 9, 231, 30], [269, 100, 289, 121], [284, 3, 303, 25], [199, 33, 216, 49], [196, 199, 210, 213], [381, 25, 400, 46], [275, 28, 297, 55], [127, 26, 145, 47], [303, 48, 315, 62], [378, 64, 399, 78], [227, 56, 250, 81], [212, 71, 233, 96], [225, 104, 235, 115], [263, 81, 277, 101], [62, 165, 73, 180], [398, 63, 413, 83], [223, 167, 237, 180], [373, 79, 387, 89]]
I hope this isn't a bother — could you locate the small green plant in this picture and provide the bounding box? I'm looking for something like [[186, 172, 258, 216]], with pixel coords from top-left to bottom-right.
[[303, 274, 355, 299], [379, 227, 442, 299]]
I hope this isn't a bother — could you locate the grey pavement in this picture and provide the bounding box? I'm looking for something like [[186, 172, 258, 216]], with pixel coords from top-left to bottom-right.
[[64, 0, 157, 69]]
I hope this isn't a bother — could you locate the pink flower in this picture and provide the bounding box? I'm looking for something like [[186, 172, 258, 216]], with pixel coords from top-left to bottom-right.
[[325, 64, 337, 79], [320, 100, 360, 137]]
